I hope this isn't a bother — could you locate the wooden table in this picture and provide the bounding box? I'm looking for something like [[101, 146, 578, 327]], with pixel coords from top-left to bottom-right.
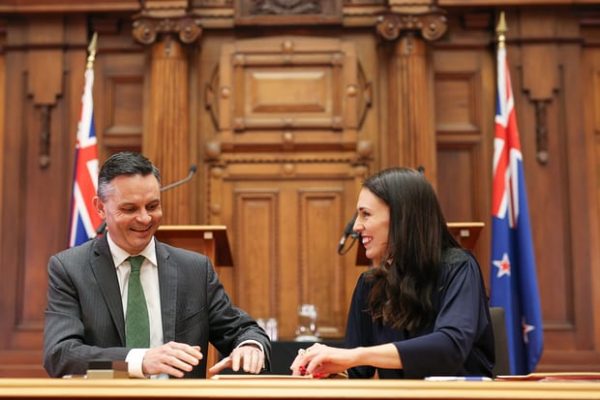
[[0, 378, 599, 400]]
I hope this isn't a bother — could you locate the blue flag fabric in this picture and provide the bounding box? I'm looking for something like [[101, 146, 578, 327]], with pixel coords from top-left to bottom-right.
[[490, 44, 544, 375]]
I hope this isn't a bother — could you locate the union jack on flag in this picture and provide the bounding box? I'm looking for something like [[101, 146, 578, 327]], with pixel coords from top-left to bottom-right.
[[68, 67, 102, 247], [490, 42, 544, 375]]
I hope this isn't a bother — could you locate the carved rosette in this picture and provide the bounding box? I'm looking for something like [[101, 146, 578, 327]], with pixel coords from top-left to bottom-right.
[[132, 16, 202, 45], [376, 10, 447, 42]]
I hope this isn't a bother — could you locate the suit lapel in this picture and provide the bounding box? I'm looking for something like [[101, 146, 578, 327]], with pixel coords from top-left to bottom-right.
[[90, 236, 126, 345], [156, 241, 177, 343]]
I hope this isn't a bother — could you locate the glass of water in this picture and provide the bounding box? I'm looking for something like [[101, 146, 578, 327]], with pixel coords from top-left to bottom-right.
[[295, 304, 319, 341]]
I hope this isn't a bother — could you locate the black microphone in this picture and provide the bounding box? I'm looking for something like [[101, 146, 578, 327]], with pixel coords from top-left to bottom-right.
[[95, 165, 198, 236], [337, 213, 358, 255]]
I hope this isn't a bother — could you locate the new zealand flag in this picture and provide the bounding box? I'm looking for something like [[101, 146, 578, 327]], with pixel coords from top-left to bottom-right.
[[68, 66, 102, 247], [490, 43, 544, 375]]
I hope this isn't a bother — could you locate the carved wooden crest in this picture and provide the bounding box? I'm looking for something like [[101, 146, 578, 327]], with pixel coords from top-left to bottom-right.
[[234, 0, 342, 25]]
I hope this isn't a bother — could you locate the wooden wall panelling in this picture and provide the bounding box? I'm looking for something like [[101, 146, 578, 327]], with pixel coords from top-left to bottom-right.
[[207, 157, 366, 339], [432, 45, 494, 277], [346, 32, 377, 162], [426, 9, 496, 282], [0, 19, 5, 288], [215, 36, 363, 152], [0, 15, 88, 376], [91, 17, 145, 160], [198, 32, 229, 225], [204, 33, 372, 340], [582, 29, 600, 353], [198, 33, 243, 297], [298, 187, 346, 333], [233, 187, 279, 318], [0, 18, 25, 371], [433, 8, 600, 371], [511, 17, 567, 350], [432, 10, 495, 273], [506, 9, 599, 370], [559, 40, 599, 362]]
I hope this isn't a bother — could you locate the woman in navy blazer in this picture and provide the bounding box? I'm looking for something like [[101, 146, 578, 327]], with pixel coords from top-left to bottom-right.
[[291, 167, 494, 379]]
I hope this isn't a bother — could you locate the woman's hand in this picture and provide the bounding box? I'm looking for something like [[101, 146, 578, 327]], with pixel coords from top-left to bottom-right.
[[290, 343, 357, 378]]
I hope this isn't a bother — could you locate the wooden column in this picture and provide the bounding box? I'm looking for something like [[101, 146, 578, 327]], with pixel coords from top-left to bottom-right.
[[376, 9, 447, 185], [132, 6, 201, 224], [147, 35, 191, 224]]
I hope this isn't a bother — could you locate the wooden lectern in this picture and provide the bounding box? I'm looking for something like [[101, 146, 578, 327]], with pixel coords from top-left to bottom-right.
[[154, 225, 234, 371], [155, 225, 234, 267], [356, 222, 485, 265], [447, 222, 485, 251]]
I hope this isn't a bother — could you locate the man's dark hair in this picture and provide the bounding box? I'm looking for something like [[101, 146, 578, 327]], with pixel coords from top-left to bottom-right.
[[97, 152, 160, 201]]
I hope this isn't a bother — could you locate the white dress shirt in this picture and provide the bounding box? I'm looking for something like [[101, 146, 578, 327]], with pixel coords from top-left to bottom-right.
[[107, 233, 162, 378]]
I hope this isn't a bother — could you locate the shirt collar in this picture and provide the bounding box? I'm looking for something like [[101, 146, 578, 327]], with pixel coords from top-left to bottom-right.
[[106, 232, 158, 268]]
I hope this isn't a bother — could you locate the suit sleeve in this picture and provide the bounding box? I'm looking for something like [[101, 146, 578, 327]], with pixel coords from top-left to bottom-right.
[[43, 254, 128, 377], [203, 258, 271, 370]]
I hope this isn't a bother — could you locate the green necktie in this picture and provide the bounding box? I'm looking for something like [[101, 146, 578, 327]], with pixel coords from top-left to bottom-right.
[[125, 255, 150, 348]]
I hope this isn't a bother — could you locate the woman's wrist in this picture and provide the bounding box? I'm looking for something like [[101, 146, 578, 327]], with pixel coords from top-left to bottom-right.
[[351, 347, 365, 367]]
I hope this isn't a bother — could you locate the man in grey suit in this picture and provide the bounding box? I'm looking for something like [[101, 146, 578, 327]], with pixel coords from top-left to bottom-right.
[[44, 152, 270, 378]]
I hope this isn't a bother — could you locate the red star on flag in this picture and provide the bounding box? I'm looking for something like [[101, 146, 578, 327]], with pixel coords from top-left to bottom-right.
[[493, 253, 511, 278], [522, 318, 535, 344]]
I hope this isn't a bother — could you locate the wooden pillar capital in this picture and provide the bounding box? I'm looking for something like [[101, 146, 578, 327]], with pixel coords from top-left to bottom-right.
[[132, 0, 202, 46], [132, 15, 202, 45], [375, 8, 447, 42]]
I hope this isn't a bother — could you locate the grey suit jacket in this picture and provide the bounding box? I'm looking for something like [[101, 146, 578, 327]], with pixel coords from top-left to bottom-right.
[[43, 235, 270, 378]]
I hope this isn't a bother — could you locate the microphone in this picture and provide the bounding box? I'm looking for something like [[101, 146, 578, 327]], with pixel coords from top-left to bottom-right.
[[94, 165, 198, 236], [337, 213, 358, 255]]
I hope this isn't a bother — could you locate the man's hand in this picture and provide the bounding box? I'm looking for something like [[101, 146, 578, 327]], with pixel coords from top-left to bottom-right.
[[142, 341, 203, 378], [207, 344, 264, 378]]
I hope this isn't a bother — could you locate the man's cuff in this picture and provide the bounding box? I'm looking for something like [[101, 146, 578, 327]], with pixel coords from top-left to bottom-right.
[[126, 348, 148, 378], [237, 339, 264, 354]]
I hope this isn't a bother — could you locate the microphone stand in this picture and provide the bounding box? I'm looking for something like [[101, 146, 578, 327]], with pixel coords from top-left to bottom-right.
[[159, 165, 197, 192]]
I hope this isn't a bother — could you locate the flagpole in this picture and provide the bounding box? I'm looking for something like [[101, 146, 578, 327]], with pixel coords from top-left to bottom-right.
[[496, 12, 507, 48], [86, 32, 98, 70]]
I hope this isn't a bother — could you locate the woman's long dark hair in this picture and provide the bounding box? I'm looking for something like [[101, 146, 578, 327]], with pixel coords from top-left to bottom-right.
[[364, 167, 460, 332]]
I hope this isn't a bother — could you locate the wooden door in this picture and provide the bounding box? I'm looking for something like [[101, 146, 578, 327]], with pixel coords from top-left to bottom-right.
[[208, 162, 365, 339]]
